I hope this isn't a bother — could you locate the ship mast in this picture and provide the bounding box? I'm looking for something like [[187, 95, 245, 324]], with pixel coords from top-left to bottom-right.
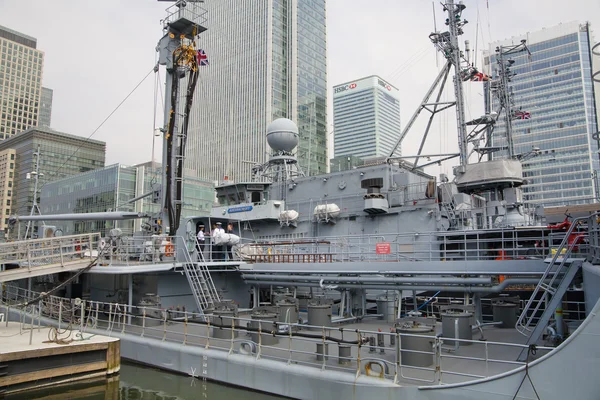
[[445, 0, 469, 167], [156, 0, 207, 235]]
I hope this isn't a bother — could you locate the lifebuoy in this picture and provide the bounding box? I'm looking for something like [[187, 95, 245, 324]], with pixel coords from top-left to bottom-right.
[[165, 243, 174, 257]]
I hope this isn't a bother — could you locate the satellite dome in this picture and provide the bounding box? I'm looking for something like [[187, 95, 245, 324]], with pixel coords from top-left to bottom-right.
[[267, 118, 299, 152]]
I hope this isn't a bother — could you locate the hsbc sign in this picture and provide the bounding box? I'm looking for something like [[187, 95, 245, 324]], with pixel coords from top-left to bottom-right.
[[334, 82, 357, 94], [378, 79, 392, 91]]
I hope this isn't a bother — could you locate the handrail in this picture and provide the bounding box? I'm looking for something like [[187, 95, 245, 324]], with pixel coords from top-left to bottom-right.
[[1, 284, 556, 387], [516, 213, 598, 334]]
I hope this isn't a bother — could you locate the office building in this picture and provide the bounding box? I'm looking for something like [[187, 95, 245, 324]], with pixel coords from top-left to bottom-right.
[[333, 75, 401, 161], [40, 162, 214, 236], [186, 0, 327, 182], [0, 127, 105, 235], [39, 87, 53, 128], [0, 25, 45, 139], [485, 22, 600, 206], [0, 148, 16, 236]]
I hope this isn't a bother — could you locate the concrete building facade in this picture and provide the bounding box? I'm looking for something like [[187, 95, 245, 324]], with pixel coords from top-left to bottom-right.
[[333, 75, 401, 161], [0, 25, 44, 139], [0, 148, 16, 235]]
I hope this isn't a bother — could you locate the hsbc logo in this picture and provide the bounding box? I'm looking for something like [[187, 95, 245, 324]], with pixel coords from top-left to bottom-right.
[[378, 79, 392, 91], [334, 82, 357, 94]]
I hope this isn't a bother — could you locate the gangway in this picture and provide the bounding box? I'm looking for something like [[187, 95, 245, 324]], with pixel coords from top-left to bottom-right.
[[176, 236, 220, 314], [0, 233, 100, 283], [515, 214, 592, 360]]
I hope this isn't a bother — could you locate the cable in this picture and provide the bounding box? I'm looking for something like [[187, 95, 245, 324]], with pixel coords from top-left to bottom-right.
[[14, 244, 111, 308], [512, 344, 541, 399], [41, 67, 156, 185]]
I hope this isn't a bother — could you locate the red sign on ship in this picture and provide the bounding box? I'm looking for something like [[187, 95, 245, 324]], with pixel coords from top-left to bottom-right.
[[376, 242, 391, 254]]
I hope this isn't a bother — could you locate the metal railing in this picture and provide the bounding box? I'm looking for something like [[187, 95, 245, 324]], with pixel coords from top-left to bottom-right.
[[1, 285, 554, 387], [245, 229, 581, 263], [0, 233, 100, 267]]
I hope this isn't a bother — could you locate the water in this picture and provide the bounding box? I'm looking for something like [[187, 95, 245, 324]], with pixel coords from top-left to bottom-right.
[[6, 362, 285, 400]]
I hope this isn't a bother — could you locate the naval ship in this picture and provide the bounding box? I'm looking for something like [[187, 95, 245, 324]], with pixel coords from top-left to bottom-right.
[[2, 0, 600, 398]]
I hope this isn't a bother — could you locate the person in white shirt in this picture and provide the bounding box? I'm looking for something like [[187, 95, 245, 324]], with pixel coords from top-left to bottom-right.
[[196, 224, 205, 259], [211, 222, 225, 260]]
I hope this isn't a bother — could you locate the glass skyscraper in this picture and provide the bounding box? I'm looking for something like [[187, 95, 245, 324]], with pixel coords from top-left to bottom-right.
[[40, 163, 214, 236], [333, 75, 401, 160], [485, 22, 600, 206], [186, 0, 327, 183], [39, 87, 52, 128], [0, 127, 106, 235]]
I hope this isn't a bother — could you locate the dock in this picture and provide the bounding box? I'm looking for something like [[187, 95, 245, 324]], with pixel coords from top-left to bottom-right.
[[0, 321, 120, 395]]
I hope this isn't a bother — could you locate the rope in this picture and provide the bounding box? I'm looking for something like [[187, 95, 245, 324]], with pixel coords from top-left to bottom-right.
[[512, 344, 541, 399], [44, 325, 73, 345]]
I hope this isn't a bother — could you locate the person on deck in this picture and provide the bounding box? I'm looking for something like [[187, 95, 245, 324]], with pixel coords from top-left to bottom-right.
[[196, 224, 205, 260], [212, 222, 225, 260], [226, 222, 235, 260]]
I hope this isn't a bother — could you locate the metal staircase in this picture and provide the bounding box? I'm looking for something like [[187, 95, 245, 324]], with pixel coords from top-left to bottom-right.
[[176, 236, 220, 315], [515, 216, 588, 360]]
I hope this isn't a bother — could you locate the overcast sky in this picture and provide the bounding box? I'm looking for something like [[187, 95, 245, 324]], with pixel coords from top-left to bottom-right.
[[1, 0, 599, 178]]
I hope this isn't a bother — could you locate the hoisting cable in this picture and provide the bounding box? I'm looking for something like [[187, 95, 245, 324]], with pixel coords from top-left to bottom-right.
[[512, 344, 541, 399], [48, 67, 155, 181]]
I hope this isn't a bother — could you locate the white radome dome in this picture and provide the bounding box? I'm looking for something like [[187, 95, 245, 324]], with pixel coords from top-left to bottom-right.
[[267, 118, 299, 152]]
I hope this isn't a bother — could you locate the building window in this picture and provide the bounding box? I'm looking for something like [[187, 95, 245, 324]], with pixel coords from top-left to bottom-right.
[[6, 200, 10, 206], [10, 154, 14, 160]]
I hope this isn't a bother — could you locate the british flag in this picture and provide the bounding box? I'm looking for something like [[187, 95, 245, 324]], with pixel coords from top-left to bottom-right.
[[513, 110, 531, 120], [471, 72, 490, 81], [196, 49, 209, 66]]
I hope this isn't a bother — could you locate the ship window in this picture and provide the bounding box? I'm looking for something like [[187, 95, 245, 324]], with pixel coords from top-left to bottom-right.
[[251, 191, 261, 204]]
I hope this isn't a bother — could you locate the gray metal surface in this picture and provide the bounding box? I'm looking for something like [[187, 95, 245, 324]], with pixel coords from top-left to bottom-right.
[[441, 311, 473, 345]]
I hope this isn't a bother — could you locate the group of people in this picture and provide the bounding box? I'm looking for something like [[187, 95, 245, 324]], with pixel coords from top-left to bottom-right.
[[195, 221, 235, 261]]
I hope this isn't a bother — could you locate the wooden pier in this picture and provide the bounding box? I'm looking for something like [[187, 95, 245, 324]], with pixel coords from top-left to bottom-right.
[[0, 322, 119, 395]]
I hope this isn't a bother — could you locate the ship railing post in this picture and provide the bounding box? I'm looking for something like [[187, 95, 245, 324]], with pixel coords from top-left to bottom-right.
[[484, 341, 489, 377], [393, 330, 399, 384], [94, 302, 99, 329], [141, 307, 146, 337], [434, 335, 442, 384], [81, 300, 85, 333], [183, 313, 188, 345], [287, 322, 293, 365], [257, 320, 262, 359], [229, 318, 235, 355], [356, 329, 362, 378], [59, 240, 64, 266], [162, 309, 167, 341], [205, 317, 210, 349], [37, 300, 42, 332], [28, 305, 34, 345], [27, 247, 32, 271], [321, 326, 327, 370], [121, 305, 126, 334], [107, 303, 113, 334]]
